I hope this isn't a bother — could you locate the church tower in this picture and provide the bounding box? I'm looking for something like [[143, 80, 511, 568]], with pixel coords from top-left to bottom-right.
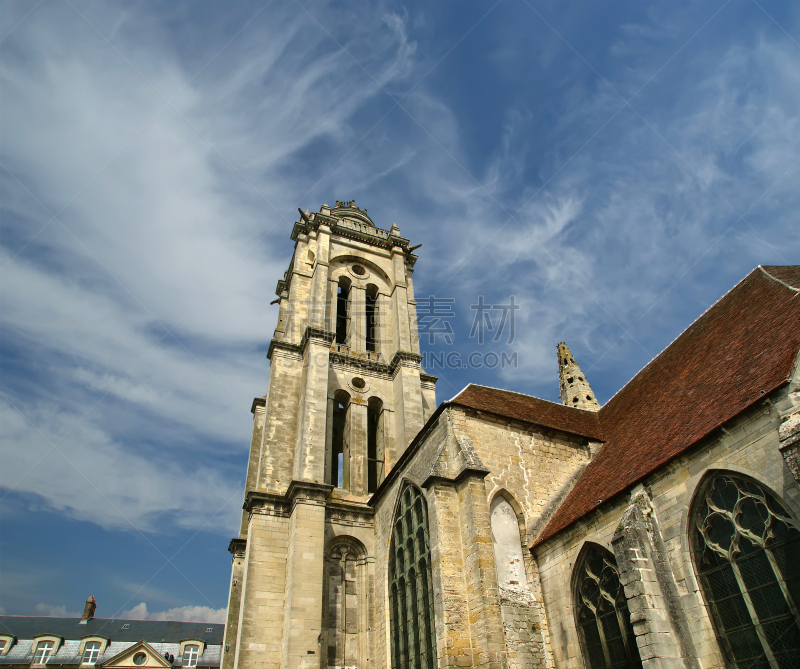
[[222, 201, 436, 669], [557, 342, 600, 411]]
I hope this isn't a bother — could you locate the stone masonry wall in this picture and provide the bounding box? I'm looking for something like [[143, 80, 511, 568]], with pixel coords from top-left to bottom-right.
[[534, 379, 800, 669], [372, 409, 509, 669], [451, 406, 595, 669], [499, 588, 545, 669]]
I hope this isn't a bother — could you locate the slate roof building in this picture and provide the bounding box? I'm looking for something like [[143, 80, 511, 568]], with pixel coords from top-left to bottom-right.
[[220, 202, 800, 669], [0, 598, 223, 669]]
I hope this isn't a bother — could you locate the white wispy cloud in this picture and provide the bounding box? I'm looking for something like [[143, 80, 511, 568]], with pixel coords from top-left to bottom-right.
[[121, 602, 226, 623], [0, 0, 421, 536]]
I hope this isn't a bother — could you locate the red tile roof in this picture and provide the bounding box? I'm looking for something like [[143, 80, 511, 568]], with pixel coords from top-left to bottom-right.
[[450, 385, 603, 440], [448, 266, 800, 546], [532, 265, 800, 545]]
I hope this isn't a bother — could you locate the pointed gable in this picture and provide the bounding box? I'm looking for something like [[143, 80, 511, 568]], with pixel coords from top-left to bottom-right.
[[101, 641, 171, 669]]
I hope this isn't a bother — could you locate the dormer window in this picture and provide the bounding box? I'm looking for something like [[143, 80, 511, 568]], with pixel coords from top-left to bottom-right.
[[33, 640, 54, 665], [81, 641, 102, 665], [182, 644, 200, 667]]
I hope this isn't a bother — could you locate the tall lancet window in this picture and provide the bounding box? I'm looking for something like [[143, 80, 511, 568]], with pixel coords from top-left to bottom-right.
[[365, 284, 378, 353], [326, 538, 367, 669], [574, 543, 642, 669], [389, 483, 436, 669], [330, 390, 351, 489], [336, 276, 351, 345], [367, 397, 384, 493], [691, 472, 800, 668]]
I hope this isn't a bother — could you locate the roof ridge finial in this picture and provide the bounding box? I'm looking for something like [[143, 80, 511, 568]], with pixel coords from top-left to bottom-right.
[[557, 342, 600, 411]]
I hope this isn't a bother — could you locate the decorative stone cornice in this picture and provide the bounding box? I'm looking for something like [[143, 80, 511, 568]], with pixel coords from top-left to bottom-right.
[[267, 338, 303, 360], [287, 203, 417, 272], [267, 327, 335, 361], [286, 479, 334, 504], [326, 498, 374, 528], [329, 349, 424, 379], [300, 326, 336, 348], [244, 490, 290, 516], [228, 538, 247, 557]]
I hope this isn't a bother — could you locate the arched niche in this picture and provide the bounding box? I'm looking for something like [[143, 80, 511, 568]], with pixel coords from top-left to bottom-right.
[[324, 536, 369, 669], [490, 493, 528, 590]]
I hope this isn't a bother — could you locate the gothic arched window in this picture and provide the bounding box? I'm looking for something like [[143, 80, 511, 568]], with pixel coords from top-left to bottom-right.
[[691, 472, 800, 668], [574, 543, 642, 669], [389, 483, 436, 669], [326, 538, 367, 669]]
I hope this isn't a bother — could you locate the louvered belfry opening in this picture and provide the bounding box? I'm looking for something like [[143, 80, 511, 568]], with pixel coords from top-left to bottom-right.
[[692, 472, 800, 669], [574, 543, 643, 669], [389, 483, 436, 669]]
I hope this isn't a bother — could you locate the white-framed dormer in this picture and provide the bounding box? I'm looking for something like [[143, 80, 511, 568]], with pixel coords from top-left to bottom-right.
[[0, 634, 17, 656], [79, 636, 109, 666], [30, 635, 63, 666], [177, 640, 205, 668]]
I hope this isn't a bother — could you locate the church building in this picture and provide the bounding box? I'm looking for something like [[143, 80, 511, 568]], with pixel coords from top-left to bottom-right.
[[221, 201, 800, 669]]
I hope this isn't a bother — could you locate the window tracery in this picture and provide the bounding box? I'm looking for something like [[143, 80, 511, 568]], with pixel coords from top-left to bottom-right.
[[691, 472, 800, 668], [389, 484, 436, 669], [574, 544, 642, 669]]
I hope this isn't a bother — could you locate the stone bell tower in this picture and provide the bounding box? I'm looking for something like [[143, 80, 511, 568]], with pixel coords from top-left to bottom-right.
[[222, 201, 437, 669]]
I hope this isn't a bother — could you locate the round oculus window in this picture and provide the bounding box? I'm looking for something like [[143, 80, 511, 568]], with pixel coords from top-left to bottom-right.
[[351, 377, 366, 389], [351, 264, 366, 276], [133, 652, 147, 665]]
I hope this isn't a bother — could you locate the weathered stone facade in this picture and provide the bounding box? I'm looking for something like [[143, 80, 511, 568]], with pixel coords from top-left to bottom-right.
[[534, 368, 800, 669], [223, 216, 800, 669]]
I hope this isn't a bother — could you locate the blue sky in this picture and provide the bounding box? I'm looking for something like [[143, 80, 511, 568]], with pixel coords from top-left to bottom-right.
[[1, 0, 798, 621]]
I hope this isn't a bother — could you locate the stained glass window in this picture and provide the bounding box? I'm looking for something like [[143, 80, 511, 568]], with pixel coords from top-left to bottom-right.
[[575, 544, 642, 669], [389, 483, 436, 669], [692, 473, 800, 669]]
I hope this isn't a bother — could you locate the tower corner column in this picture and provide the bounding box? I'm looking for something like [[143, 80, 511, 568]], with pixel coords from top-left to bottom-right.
[[281, 481, 334, 669]]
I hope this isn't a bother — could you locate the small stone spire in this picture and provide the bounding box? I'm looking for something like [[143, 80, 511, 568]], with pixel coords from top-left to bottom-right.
[[557, 342, 600, 411]]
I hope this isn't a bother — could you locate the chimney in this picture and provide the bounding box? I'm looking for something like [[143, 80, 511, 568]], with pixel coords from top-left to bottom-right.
[[79, 596, 96, 624]]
